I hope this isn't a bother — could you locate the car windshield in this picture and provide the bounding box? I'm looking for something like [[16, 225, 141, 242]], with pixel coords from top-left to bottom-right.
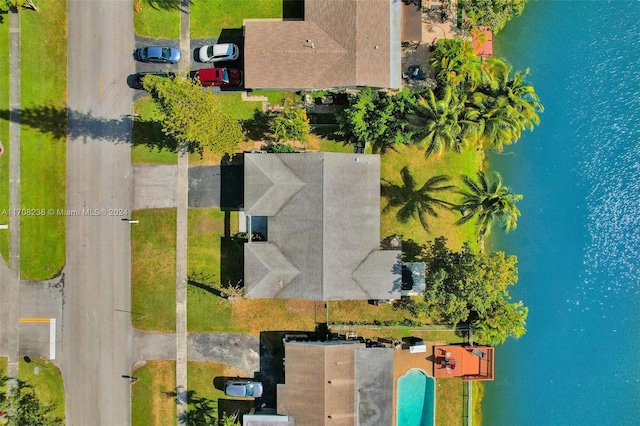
[[162, 48, 171, 59], [221, 68, 229, 83], [245, 385, 253, 397]]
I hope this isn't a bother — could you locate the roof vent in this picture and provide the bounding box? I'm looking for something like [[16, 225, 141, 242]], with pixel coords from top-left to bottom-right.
[[304, 39, 315, 49]]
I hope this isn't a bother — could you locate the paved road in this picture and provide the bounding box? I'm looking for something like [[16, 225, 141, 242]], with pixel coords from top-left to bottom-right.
[[62, 1, 134, 424]]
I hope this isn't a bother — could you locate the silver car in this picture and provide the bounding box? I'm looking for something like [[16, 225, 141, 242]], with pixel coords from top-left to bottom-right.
[[198, 43, 239, 62], [224, 380, 263, 398]]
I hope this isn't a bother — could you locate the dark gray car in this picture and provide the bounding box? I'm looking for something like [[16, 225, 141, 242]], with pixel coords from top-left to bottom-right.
[[134, 46, 181, 64]]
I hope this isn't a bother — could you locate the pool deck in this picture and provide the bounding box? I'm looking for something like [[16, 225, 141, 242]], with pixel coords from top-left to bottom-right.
[[392, 340, 444, 425]]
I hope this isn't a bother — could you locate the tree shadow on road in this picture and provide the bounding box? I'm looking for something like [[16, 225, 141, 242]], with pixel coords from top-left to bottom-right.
[[0, 105, 182, 153]]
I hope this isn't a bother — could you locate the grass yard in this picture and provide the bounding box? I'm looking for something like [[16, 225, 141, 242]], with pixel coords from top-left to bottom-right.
[[131, 209, 177, 331], [472, 382, 484, 426], [133, 0, 180, 39], [132, 361, 176, 426], [187, 208, 235, 332], [132, 97, 178, 164], [190, 0, 290, 39], [0, 18, 9, 265], [329, 300, 412, 325], [380, 145, 483, 251], [18, 357, 65, 423], [187, 361, 247, 421], [20, 0, 67, 280], [187, 208, 320, 334], [436, 378, 466, 426]]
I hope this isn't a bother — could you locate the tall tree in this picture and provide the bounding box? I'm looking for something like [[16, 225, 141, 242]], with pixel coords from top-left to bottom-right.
[[418, 236, 527, 345], [381, 167, 454, 232], [143, 75, 244, 156], [456, 170, 523, 241], [0, 377, 62, 426], [336, 87, 415, 152], [271, 107, 310, 145], [407, 87, 464, 157]]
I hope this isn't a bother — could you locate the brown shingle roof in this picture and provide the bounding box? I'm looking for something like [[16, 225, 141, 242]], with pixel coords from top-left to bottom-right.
[[277, 342, 361, 425], [243, 0, 401, 90]]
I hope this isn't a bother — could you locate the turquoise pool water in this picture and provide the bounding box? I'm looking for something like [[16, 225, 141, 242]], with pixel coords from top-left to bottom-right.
[[396, 369, 435, 426]]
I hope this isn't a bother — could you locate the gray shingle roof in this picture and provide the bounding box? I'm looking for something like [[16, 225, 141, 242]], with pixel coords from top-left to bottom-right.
[[244, 153, 401, 301], [243, 0, 402, 90]]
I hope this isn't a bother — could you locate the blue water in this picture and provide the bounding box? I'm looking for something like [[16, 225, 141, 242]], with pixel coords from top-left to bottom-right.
[[482, 1, 640, 425], [396, 368, 435, 426]]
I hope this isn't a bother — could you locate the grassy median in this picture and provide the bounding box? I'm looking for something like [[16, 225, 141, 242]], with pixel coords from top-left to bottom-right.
[[0, 17, 9, 265], [18, 357, 65, 423], [131, 209, 177, 332], [19, 1, 67, 279], [132, 360, 176, 426], [133, 0, 180, 39]]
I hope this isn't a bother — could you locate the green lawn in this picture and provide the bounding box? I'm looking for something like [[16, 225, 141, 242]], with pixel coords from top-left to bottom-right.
[[215, 93, 264, 121], [190, 0, 286, 39], [18, 357, 65, 423], [132, 361, 176, 426], [187, 361, 248, 421], [187, 208, 236, 332], [0, 17, 10, 265], [132, 97, 178, 164], [380, 145, 483, 251], [131, 209, 177, 332], [20, 0, 67, 280], [134, 0, 180, 39]]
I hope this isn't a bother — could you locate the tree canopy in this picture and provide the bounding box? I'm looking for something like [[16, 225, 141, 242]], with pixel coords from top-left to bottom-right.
[[0, 376, 62, 426], [460, 0, 529, 33], [420, 237, 528, 345], [336, 87, 415, 152], [456, 170, 523, 241], [143, 75, 244, 156], [270, 107, 310, 145]]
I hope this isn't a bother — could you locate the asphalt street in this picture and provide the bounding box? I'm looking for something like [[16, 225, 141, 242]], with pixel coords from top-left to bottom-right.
[[62, 0, 134, 424]]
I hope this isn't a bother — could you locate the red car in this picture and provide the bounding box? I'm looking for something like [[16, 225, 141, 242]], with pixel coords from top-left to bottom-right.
[[197, 68, 243, 87]]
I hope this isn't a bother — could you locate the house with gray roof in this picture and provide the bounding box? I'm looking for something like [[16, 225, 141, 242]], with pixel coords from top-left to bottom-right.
[[243, 152, 401, 301], [243, 0, 402, 90]]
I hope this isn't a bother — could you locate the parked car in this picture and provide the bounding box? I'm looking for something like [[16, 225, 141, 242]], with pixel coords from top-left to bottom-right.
[[131, 71, 176, 90], [134, 46, 181, 64], [224, 380, 263, 398], [196, 68, 243, 87], [197, 43, 239, 62]]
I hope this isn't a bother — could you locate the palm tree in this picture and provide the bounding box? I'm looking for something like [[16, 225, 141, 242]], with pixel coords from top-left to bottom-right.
[[477, 66, 543, 143], [382, 167, 454, 232], [407, 87, 464, 157], [456, 170, 523, 241]]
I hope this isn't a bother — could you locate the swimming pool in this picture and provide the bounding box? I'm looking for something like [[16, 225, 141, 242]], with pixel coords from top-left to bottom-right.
[[396, 368, 435, 426]]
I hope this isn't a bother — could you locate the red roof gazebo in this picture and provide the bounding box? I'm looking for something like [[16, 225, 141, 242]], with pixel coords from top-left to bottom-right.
[[433, 345, 495, 381], [472, 27, 493, 58]]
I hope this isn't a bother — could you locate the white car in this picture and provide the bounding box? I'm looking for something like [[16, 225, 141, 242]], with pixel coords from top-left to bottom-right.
[[198, 43, 239, 62], [224, 380, 263, 398]]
